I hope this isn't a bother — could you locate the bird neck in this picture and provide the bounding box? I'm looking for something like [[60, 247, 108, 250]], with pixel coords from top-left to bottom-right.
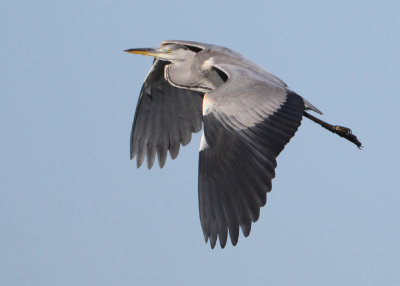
[[164, 61, 213, 93]]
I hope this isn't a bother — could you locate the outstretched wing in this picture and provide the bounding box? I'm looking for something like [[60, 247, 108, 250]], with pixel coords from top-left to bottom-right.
[[130, 59, 203, 169], [199, 64, 305, 248]]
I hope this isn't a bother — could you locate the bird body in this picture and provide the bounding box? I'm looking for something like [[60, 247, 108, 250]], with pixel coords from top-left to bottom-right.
[[125, 40, 361, 248], [166, 41, 286, 91]]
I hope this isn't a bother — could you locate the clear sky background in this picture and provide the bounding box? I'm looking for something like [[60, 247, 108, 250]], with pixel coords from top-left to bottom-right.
[[1, 0, 399, 285]]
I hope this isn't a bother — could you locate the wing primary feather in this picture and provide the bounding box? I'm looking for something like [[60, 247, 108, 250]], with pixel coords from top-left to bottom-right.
[[209, 221, 218, 249], [146, 85, 165, 169], [229, 225, 239, 246], [241, 223, 251, 237], [167, 93, 181, 159], [157, 87, 169, 168], [207, 180, 226, 248], [147, 145, 157, 169]]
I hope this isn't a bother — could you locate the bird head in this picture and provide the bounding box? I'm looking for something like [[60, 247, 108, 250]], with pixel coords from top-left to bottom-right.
[[124, 43, 197, 63]]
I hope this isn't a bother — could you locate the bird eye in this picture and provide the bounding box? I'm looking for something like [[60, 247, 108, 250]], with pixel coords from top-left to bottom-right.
[[167, 48, 172, 53]]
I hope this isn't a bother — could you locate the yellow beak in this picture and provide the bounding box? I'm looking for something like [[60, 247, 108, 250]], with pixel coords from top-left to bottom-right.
[[124, 48, 161, 57]]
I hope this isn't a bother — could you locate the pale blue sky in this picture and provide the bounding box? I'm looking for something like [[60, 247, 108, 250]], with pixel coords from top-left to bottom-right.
[[1, 0, 399, 285]]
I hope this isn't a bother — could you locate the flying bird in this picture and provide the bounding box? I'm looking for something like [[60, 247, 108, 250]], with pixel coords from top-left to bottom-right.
[[125, 40, 361, 249]]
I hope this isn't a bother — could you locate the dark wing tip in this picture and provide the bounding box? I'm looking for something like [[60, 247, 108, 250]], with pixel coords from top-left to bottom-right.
[[229, 226, 240, 246], [241, 223, 251, 238], [219, 234, 228, 248], [157, 149, 168, 168]]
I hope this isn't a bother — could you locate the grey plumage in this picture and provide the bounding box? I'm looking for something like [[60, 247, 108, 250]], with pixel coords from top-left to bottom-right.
[[125, 40, 361, 249]]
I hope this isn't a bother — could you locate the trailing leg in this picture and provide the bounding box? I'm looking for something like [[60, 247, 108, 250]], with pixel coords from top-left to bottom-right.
[[303, 111, 362, 148]]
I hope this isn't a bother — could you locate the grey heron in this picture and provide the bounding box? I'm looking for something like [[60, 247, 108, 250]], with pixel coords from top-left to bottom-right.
[[125, 40, 361, 249]]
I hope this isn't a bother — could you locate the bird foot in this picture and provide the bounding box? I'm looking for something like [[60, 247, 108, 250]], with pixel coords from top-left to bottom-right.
[[332, 125, 363, 149]]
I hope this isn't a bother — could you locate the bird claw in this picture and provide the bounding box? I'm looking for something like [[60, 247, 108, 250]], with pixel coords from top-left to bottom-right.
[[334, 125, 352, 135]]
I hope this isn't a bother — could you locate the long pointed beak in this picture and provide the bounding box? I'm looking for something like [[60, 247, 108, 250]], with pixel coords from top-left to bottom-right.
[[124, 48, 162, 57]]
